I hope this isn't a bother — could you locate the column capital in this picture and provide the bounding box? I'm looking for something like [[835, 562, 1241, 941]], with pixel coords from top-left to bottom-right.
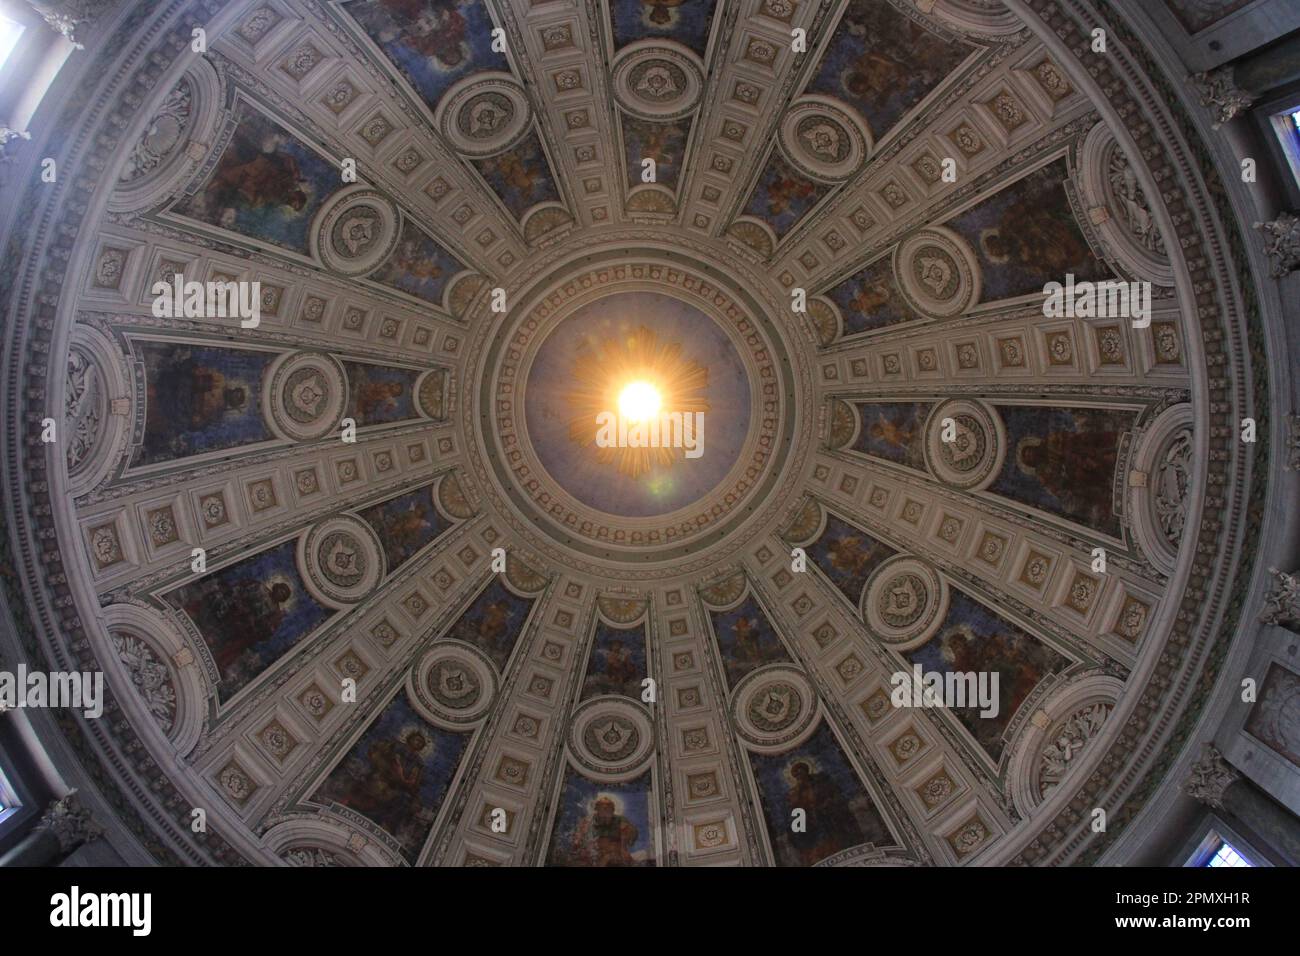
[[1183, 743, 1240, 810], [36, 789, 104, 853]]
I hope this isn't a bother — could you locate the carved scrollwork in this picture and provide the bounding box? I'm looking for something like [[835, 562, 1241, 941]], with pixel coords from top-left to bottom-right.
[[63, 325, 132, 495], [1260, 568, 1300, 630], [1184, 743, 1240, 809], [1253, 212, 1300, 279], [1127, 404, 1195, 577], [1037, 701, 1110, 799], [1077, 126, 1173, 286], [110, 58, 222, 213], [1152, 428, 1192, 548], [1006, 674, 1123, 816]]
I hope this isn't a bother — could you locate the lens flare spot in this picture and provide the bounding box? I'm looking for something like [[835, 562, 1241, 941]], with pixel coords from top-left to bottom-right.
[[618, 380, 662, 423]]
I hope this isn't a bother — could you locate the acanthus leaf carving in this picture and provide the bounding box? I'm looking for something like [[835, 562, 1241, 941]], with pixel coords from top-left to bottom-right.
[[1039, 702, 1111, 799]]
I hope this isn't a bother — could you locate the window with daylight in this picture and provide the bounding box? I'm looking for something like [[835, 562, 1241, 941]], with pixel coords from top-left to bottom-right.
[[0, 761, 21, 829], [1204, 840, 1254, 868], [1182, 821, 1265, 868], [1267, 100, 1300, 195], [0, 14, 21, 73]]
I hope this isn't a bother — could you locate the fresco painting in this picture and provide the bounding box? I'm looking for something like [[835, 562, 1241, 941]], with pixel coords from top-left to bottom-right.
[[312, 690, 469, 862], [173, 102, 335, 253], [346, 0, 508, 111], [807, 514, 897, 605], [471, 130, 561, 221], [167, 540, 334, 702], [581, 620, 648, 700], [708, 594, 791, 689], [343, 361, 422, 426], [368, 219, 465, 306], [443, 578, 536, 671], [945, 159, 1109, 302], [990, 405, 1135, 536], [807, 0, 971, 138], [742, 149, 830, 239], [547, 768, 655, 866], [622, 114, 692, 191], [749, 721, 892, 866], [136, 343, 273, 466], [906, 589, 1071, 761], [610, 0, 716, 56], [356, 483, 449, 574], [825, 256, 924, 337], [851, 402, 931, 470]]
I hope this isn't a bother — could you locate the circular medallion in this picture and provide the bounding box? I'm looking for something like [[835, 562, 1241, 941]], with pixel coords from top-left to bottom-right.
[[779, 98, 867, 182], [331, 204, 385, 260], [569, 697, 655, 780], [439, 76, 531, 157], [747, 680, 804, 733], [894, 228, 981, 317], [408, 643, 498, 726], [923, 399, 1005, 491], [428, 658, 483, 709], [612, 45, 703, 120], [583, 713, 640, 761], [264, 352, 347, 442], [314, 188, 399, 276], [731, 667, 818, 751], [300, 516, 384, 608], [862, 556, 949, 650], [629, 60, 687, 103]]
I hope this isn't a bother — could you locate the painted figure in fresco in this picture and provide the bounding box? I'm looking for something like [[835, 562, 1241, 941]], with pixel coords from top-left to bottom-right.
[[731, 615, 763, 663], [479, 150, 541, 203], [148, 354, 249, 438], [336, 729, 427, 832], [826, 533, 879, 581], [205, 128, 309, 215], [601, 639, 638, 692], [1014, 422, 1118, 524], [570, 794, 639, 866], [786, 760, 865, 866], [355, 379, 405, 417], [841, 47, 913, 102], [389, 235, 445, 283], [766, 174, 817, 218], [937, 622, 1044, 721], [455, 599, 513, 663], [185, 578, 292, 672], [379, 504, 431, 541], [866, 409, 917, 454], [978, 185, 1094, 274], [375, 0, 470, 68], [837, 6, 944, 100], [381, 504, 435, 554], [847, 279, 892, 314], [633, 122, 676, 170], [641, 0, 686, 27]]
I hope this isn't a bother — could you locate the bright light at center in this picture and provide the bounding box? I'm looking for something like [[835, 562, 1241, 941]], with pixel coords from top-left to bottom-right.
[[618, 380, 661, 423]]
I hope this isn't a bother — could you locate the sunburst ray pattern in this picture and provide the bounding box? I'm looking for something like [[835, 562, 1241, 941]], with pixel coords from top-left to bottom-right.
[[562, 325, 709, 478]]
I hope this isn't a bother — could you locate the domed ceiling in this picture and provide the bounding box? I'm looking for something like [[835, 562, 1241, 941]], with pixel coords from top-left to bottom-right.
[[0, 0, 1282, 867]]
